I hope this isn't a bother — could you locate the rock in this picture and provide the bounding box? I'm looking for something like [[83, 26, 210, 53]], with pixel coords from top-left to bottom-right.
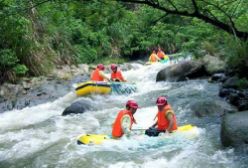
[[222, 76, 240, 89], [62, 100, 92, 116], [156, 60, 208, 82], [219, 88, 237, 98], [190, 100, 226, 118], [22, 81, 32, 90], [219, 87, 248, 111], [202, 55, 225, 74], [221, 110, 248, 147], [238, 99, 248, 111], [77, 64, 89, 74], [209, 73, 227, 83], [228, 92, 239, 106]]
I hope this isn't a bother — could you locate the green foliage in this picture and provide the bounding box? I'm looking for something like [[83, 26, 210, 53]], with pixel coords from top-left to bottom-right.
[[0, 49, 18, 68], [225, 40, 248, 77], [0, 49, 28, 83], [13, 64, 28, 75], [0, 0, 248, 83]]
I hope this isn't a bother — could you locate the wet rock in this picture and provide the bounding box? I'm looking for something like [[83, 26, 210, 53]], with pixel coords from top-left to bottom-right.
[[51, 64, 89, 80], [219, 87, 248, 111], [0, 64, 91, 113], [0, 79, 72, 113], [222, 76, 240, 89], [209, 73, 227, 83], [219, 88, 237, 98], [62, 100, 92, 116], [221, 110, 248, 147], [156, 60, 208, 82], [238, 99, 248, 111], [202, 55, 225, 74], [190, 100, 226, 118]]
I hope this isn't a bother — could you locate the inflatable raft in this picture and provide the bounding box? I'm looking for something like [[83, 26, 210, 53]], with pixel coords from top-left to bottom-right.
[[77, 124, 199, 145], [75, 81, 136, 96]]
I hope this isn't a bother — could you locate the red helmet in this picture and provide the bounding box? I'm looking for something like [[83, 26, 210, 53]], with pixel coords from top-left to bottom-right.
[[156, 96, 167, 106], [97, 64, 105, 70], [126, 100, 139, 109], [110, 64, 117, 71]]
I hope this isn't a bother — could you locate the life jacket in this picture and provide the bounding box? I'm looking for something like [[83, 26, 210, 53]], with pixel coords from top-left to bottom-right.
[[157, 51, 165, 59], [112, 110, 135, 138], [157, 104, 177, 131], [111, 70, 125, 82], [149, 53, 158, 62], [91, 68, 104, 81]]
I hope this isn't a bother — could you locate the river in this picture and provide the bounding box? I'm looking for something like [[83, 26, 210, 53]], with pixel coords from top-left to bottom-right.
[[0, 62, 247, 168]]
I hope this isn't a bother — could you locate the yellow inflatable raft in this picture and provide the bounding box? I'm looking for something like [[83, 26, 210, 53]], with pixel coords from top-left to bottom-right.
[[77, 124, 198, 145], [75, 81, 137, 96], [75, 81, 111, 96]]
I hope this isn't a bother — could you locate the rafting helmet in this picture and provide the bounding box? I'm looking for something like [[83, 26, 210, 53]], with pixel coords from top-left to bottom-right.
[[156, 96, 167, 106], [110, 64, 117, 71], [126, 100, 139, 109], [97, 64, 105, 70]]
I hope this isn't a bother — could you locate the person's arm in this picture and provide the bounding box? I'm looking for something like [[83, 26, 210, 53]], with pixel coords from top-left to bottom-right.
[[148, 55, 152, 62], [99, 71, 110, 81], [121, 114, 132, 136], [166, 112, 174, 133], [119, 72, 127, 82]]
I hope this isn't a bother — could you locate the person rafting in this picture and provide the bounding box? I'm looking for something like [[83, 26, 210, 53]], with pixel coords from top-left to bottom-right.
[[146, 96, 177, 136], [112, 100, 139, 138], [157, 47, 170, 62], [110, 64, 127, 82], [90, 64, 110, 82], [149, 50, 161, 63]]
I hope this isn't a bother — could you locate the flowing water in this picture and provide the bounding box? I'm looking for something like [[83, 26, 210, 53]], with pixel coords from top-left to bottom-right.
[[0, 61, 247, 168]]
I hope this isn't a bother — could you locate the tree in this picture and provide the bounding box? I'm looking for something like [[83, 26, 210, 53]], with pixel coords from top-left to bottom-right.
[[117, 0, 248, 41]]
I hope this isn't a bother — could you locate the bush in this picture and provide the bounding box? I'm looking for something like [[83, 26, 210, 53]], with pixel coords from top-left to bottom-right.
[[0, 49, 18, 68], [13, 64, 28, 76], [226, 40, 248, 77]]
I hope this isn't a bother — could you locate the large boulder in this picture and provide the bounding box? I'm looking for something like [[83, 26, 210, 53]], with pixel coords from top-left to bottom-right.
[[156, 60, 207, 82], [221, 111, 248, 147], [222, 76, 240, 89], [202, 55, 225, 74], [190, 100, 227, 118], [62, 100, 92, 116]]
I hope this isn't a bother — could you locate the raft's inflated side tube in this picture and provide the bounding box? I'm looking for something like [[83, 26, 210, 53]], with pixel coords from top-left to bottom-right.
[[75, 81, 111, 96], [77, 124, 198, 145], [77, 134, 111, 145]]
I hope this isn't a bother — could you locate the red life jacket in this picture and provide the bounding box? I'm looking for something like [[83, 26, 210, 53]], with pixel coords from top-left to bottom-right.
[[157, 51, 165, 59], [157, 104, 178, 131], [111, 70, 125, 81], [112, 110, 135, 138], [91, 68, 104, 81]]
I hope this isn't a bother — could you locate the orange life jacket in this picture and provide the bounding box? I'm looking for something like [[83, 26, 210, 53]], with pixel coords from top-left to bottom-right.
[[91, 68, 104, 81], [157, 104, 177, 131], [112, 110, 135, 138], [111, 70, 125, 82], [157, 51, 165, 59], [149, 53, 158, 62]]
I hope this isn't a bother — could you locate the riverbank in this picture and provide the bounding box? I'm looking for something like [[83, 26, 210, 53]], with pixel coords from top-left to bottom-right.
[[0, 64, 89, 113]]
